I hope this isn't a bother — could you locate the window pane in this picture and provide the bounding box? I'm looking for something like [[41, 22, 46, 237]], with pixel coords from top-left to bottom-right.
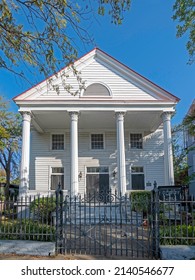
[[87, 167, 96, 173], [99, 167, 109, 173], [52, 134, 64, 150], [132, 174, 145, 190], [131, 166, 144, 173], [51, 175, 64, 190], [87, 167, 109, 173], [52, 167, 64, 174], [51, 167, 64, 190], [130, 133, 143, 149], [91, 134, 104, 149]]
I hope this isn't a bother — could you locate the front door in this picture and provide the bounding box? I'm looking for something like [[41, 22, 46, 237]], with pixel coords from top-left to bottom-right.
[[86, 167, 109, 202]]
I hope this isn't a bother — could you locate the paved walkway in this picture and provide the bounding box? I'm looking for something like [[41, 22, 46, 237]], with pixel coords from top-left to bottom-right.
[[0, 240, 55, 256]]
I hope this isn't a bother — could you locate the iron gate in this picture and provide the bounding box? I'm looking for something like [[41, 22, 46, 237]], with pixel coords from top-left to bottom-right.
[[55, 189, 156, 259]]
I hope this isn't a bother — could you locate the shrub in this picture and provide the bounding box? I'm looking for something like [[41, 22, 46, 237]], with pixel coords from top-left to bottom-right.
[[30, 196, 56, 224], [130, 191, 151, 213], [160, 225, 195, 245], [0, 219, 55, 241], [0, 194, 5, 201]]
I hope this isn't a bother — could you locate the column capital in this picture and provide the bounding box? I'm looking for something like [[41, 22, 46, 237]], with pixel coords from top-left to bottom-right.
[[161, 111, 173, 122], [115, 111, 126, 120], [21, 111, 32, 122], [69, 111, 79, 121]]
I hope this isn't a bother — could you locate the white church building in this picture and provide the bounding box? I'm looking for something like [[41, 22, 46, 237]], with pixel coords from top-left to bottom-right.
[[14, 48, 179, 196]]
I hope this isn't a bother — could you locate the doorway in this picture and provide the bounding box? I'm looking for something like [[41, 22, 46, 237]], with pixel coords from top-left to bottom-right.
[[86, 167, 109, 201]]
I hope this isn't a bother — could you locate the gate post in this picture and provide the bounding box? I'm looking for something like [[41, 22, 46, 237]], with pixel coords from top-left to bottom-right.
[[55, 184, 63, 254], [151, 183, 160, 259]]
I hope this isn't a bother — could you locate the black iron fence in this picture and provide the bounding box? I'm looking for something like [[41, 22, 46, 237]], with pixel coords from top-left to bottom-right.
[[0, 194, 55, 242], [0, 187, 195, 259], [155, 187, 195, 246]]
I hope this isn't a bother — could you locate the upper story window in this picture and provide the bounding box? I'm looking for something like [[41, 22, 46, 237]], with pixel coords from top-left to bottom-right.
[[91, 133, 104, 150], [52, 134, 64, 150], [83, 83, 110, 97], [130, 133, 143, 149]]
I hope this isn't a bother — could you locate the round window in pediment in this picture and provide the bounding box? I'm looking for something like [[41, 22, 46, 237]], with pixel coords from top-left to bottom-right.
[[83, 83, 110, 96]]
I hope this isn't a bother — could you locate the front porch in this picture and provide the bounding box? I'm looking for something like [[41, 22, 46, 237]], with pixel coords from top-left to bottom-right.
[[19, 108, 174, 196]]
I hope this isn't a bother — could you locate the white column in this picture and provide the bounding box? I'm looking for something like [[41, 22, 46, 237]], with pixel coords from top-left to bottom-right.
[[116, 112, 126, 195], [69, 112, 79, 196], [20, 112, 31, 195], [162, 112, 174, 185]]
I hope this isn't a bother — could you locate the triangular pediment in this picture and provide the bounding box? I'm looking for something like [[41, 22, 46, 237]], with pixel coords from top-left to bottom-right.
[[14, 48, 179, 103]]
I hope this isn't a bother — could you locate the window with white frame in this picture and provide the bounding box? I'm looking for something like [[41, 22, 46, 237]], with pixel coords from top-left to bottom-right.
[[52, 134, 64, 150], [130, 133, 143, 149], [51, 167, 64, 190], [91, 134, 104, 150], [130, 166, 145, 190]]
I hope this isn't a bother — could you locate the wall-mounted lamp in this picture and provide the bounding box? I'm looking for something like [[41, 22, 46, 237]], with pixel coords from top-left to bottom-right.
[[113, 170, 117, 179], [78, 171, 82, 181]]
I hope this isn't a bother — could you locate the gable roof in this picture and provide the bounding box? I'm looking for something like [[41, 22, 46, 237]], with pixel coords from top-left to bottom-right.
[[13, 48, 180, 103]]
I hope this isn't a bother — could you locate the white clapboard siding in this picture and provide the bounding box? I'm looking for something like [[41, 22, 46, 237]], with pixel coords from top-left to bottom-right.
[[125, 129, 164, 190], [29, 131, 67, 191], [29, 128, 165, 192], [35, 59, 158, 101]]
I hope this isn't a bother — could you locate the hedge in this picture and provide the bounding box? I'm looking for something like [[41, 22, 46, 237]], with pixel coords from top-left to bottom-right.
[[0, 219, 55, 241], [160, 225, 195, 245]]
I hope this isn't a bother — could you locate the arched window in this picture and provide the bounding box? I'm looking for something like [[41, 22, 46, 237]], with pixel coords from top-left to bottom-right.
[[83, 83, 110, 96]]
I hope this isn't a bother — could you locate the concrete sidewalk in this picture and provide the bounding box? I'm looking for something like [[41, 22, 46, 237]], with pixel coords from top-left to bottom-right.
[[1, 240, 195, 259], [0, 240, 55, 256], [160, 245, 195, 260]]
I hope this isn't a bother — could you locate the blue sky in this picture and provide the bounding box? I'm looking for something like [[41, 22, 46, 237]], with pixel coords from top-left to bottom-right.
[[0, 0, 194, 125]]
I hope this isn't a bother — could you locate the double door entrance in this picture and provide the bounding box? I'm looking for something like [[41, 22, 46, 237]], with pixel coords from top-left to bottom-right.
[[86, 167, 109, 202]]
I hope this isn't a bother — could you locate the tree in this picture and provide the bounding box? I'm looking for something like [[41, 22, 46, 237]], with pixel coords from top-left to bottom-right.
[[183, 104, 195, 136], [0, 96, 22, 196], [0, 169, 6, 183], [173, 0, 195, 64], [0, 0, 131, 83], [0, 97, 10, 149], [0, 1, 194, 85], [172, 102, 195, 186], [172, 124, 189, 185]]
